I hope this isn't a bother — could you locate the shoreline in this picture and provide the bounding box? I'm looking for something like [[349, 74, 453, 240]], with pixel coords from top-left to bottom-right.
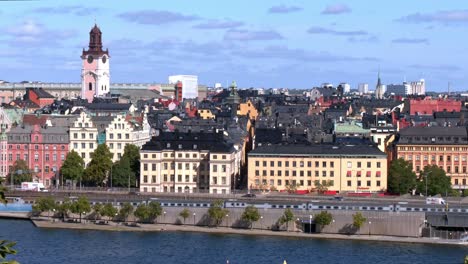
[[30, 218, 467, 246]]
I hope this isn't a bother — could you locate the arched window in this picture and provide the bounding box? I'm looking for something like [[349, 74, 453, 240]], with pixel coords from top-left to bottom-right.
[[89, 82, 92, 91]]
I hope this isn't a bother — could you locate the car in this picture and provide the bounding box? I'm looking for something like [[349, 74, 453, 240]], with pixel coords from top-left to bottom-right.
[[330, 196, 344, 201], [242, 193, 256, 198]]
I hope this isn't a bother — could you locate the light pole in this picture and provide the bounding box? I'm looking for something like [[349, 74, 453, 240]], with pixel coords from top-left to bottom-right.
[[425, 171, 431, 197], [163, 211, 166, 223], [226, 214, 229, 228], [368, 221, 372, 236], [309, 215, 312, 233], [83, 212, 86, 223], [193, 213, 196, 225], [260, 216, 263, 230]]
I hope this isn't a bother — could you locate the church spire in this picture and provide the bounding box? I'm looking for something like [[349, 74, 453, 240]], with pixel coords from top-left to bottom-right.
[[89, 24, 103, 52]]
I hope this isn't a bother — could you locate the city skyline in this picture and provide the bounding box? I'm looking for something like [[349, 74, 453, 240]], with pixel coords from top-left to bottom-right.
[[0, 0, 467, 91]]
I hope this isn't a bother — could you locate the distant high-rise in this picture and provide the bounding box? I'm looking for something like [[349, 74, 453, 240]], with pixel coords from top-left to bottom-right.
[[410, 79, 425, 95], [81, 24, 110, 103], [339, 83, 351, 93], [358, 83, 369, 94], [169, 75, 198, 99]]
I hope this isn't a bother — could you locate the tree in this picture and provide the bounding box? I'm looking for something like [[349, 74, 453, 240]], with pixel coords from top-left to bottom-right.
[[83, 144, 113, 186], [57, 198, 72, 221], [241, 206, 261, 229], [110, 157, 136, 188], [278, 208, 294, 231], [179, 208, 190, 224], [92, 203, 103, 221], [6, 160, 33, 185], [387, 158, 417, 195], [134, 204, 150, 223], [32, 197, 56, 218], [148, 201, 163, 223], [60, 150, 84, 187], [416, 165, 452, 196], [314, 180, 333, 194], [352, 212, 367, 234], [70, 197, 91, 223], [122, 144, 140, 181], [207, 200, 229, 227], [285, 183, 298, 194], [314, 211, 333, 229], [119, 202, 134, 222], [101, 203, 118, 222]]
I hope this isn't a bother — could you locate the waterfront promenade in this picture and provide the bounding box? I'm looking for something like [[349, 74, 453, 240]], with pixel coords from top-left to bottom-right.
[[31, 217, 466, 246]]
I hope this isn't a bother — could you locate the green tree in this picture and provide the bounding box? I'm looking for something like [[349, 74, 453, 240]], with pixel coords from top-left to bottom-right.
[[0, 189, 18, 264], [148, 201, 163, 223], [278, 208, 294, 231], [134, 204, 150, 223], [92, 203, 103, 221], [387, 158, 417, 195], [285, 183, 298, 194], [83, 144, 113, 186], [57, 198, 72, 221], [119, 202, 134, 222], [60, 150, 84, 186], [352, 212, 367, 233], [122, 144, 140, 181], [32, 197, 56, 218], [101, 203, 118, 222], [207, 200, 229, 227], [416, 165, 452, 196], [6, 160, 33, 185], [110, 157, 136, 188], [314, 211, 333, 229], [241, 205, 261, 229], [314, 180, 333, 194], [179, 208, 190, 224], [70, 197, 91, 223]]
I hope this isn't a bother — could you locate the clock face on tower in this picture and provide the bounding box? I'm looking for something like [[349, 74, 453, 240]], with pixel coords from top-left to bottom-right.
[[102, 56, 107, 64], [87, 55, 94, 64]]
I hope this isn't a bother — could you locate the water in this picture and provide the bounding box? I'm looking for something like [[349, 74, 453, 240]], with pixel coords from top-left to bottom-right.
[[0, 203, 32, 212], [1, 219, 466, 264]]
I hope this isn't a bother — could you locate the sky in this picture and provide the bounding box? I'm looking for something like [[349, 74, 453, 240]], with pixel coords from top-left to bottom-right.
[[0, 0, 467, 91]]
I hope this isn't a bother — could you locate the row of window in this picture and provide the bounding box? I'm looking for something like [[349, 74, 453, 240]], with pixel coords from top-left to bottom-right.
[[7, 153, 65, 162], [142, 175, 226, 185], [8, 165, 57, 173], [254, 170, 382, 178], [8, 144, 65, 150], [141, 186, 228, 194], [404, 154, 467, 162], [254, 160, 381, 169], [73, 143, 95, 149], [254, 179, 381, 188], [400, 146, 468, 151], [73, 133, 95, 140], [414, 165, 467, 174]]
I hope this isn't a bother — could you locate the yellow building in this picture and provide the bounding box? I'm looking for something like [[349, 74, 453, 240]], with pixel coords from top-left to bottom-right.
[[140, 131, 239, 194], [248, 144, 387, 193], [237, 100, 258, 120], [197, 108, 216, 119], [69, 112, 98, 165]]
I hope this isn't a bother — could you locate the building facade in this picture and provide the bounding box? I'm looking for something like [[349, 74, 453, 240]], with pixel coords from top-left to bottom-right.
[[7, 124, 69, 186], [395, 126, 468, 189], [69, 112, 99, 165], [168, 75, 198, 99], [248, 144, 387, 193], [139, 132, 238, 194]]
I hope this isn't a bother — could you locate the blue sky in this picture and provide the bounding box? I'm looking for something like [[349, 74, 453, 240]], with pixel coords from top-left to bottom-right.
[[0, 0, 467, 91]]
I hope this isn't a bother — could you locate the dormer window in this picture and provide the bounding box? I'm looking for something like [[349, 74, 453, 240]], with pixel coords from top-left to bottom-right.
[[193, 144, 197, 150], [166, 143, 171, 148], [178, 144, 182, 149]]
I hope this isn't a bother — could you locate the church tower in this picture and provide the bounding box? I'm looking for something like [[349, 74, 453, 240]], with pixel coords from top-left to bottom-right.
[[81, 24, 110, 103]]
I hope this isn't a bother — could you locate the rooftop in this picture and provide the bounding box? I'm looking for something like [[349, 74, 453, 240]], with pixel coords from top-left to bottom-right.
[[249, 143, 386, 157]]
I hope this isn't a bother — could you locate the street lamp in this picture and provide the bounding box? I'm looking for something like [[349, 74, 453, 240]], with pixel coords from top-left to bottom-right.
[[83, 212, 86, 223], [163, 211, 166, 223], [309, 215, 312, 233], [368, 221, 372, 236], [193, 212, 196, 225], [425, 171, 431, 197], [226, 214, 229, 228], [260, 216, 264, 229]]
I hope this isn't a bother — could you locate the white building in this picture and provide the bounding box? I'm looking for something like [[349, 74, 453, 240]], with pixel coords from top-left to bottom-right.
[[169, 75, 198, 99], [358, 83, 369, 94], [410, 79, 425, 95], [339, 83, 351, 93]]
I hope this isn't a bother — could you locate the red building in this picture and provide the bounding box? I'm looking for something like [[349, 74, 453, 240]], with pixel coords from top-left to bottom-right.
[[6, 124, 69, 186], [410, 98, 461, 115]]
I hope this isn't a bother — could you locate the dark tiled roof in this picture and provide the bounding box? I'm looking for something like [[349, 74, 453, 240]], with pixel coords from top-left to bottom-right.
[[142, 131, 234, 153], [398, 126, 468, 145], [249, 143, 386, 157], [29, 88, 54, 98], [87, 103, 132, 111]]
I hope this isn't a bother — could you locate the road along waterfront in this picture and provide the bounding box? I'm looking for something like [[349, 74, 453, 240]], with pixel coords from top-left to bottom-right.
[[1, 219, 466, 264]]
